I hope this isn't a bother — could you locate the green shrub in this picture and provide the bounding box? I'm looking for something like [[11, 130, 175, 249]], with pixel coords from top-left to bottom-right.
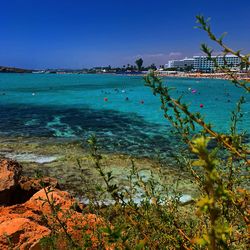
[[41, 15, 249, 250]]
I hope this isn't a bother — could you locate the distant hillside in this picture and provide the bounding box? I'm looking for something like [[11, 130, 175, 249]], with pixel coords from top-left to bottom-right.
[[0, 66, 32, 73]]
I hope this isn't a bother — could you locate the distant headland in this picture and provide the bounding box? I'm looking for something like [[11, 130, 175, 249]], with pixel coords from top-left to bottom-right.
[[0, 66, 32, 73]]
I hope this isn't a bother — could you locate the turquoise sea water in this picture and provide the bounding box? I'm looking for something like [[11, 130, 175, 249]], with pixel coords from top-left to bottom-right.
[[0, 73, 249, 157]]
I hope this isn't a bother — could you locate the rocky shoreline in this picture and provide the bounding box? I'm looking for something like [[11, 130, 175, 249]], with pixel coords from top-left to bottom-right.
[[0, 136, 197, 200], [0, 134, 199, 249], [0, 158, 106, 249]]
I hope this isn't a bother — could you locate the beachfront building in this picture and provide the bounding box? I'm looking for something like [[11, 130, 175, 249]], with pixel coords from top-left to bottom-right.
[[166, 55, 242, 72], [166, 57, 194, 69], [193, 55, 241, 71]]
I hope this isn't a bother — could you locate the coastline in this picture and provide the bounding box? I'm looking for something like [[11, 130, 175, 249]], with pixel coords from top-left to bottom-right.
[[1, 70, 250, 82], [0, 136, 198, 201], [159, 72, 250, 81], [121, 71, 250, 81]]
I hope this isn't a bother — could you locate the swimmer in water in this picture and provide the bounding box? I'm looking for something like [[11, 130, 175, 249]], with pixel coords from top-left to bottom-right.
[[125, 97, 129, 101]]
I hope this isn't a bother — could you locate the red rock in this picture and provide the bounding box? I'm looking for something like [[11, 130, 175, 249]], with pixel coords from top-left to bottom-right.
[[16, 176, 59, 204], [0, 158, 111, 249], [19, 176, 59, 191], [26, 188, 75, 212], [0, 188, 109, 249], [0, 217, 50, 250], [0, 158, 60, 205], [0, 159, 22, 205]]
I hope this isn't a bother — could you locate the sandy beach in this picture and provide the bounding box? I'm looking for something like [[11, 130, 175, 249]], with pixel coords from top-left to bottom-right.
[[155, 71, 250, 81]]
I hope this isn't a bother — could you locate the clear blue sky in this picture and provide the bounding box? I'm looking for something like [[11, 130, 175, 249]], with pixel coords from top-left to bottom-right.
[[1, 0, 249, 69]]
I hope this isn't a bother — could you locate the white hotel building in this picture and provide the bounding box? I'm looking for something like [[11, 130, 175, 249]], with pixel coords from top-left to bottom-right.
[[193, 55, 241, 71], [167, 57, 194, 69], [166, 55, 242, 71]]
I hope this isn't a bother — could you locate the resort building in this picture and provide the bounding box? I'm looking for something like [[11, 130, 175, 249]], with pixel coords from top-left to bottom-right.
[[166, 57, 194, 69], [193, 55, 241, 71], [166, 55, 242, 72]]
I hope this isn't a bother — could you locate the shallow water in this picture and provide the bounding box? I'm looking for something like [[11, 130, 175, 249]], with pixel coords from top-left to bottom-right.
[[0, 136, 199, 202], [0, 73, 249, 157]]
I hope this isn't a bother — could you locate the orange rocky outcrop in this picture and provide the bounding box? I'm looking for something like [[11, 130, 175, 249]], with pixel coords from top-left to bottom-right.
[[0, 158, 110, 250], [0, 218, 51, 250], [0, 159, 22, 205]]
